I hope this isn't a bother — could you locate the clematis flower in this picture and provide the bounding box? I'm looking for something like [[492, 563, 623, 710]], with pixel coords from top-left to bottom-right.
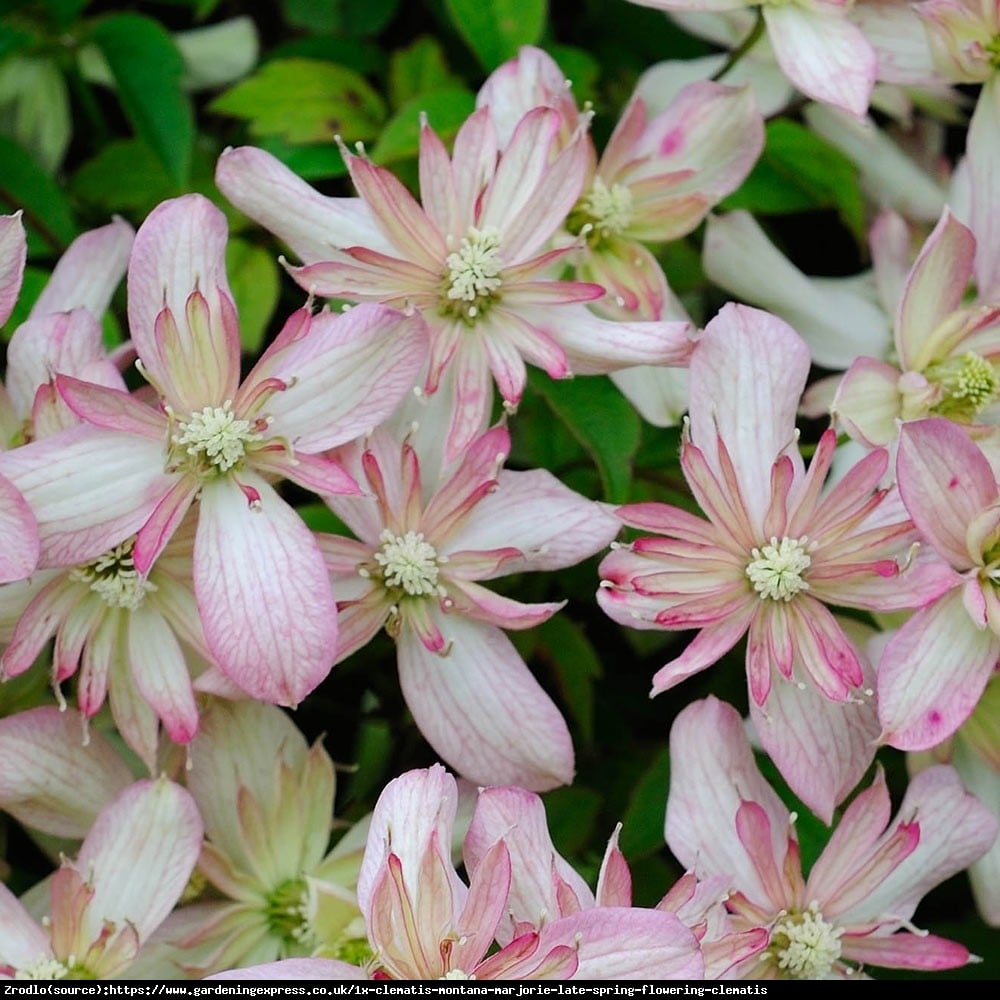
[[877, 416, 1000, 749], [597, 303, 951, 819], [217, 108, 695, 461], [144, 699, 368, 977], [0, 777, 202, 980], [0, 514, 212, 771], [463, 784, 768, 978], [319, 421, 619, 791], [0, 193, 428, 705], [665, 697, 999, 979], [625, 0, 877, 117]]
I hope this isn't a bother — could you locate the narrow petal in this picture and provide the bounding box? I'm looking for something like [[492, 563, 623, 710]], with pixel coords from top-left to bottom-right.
[[0, 472, 38, 583], [0, 212, 26, 326], [195, 475, 339, 706]]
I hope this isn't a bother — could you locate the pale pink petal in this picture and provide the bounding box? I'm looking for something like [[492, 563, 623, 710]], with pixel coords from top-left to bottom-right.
[[194, 474, 338, 706], [968, 75, 1000, 300], [841, 931, 971, 971], [255, 304, 426, 452], [763, 3, 876, 116], [0, 426, 173, 568], [127, 606, 199, 744], [750, 669, 879, 824], [831, 357, 904, 446], [31, 216, 133, 318], [127, 194, 240, 409], [215, 145, 393, 262], [132, 475, 200, 576], [463, 786, 594, 937], [0, 706, 132, 838], [0, 472, 38, 583], [448, 469, 619, 574], [610, 364, 689, 427], [55, 374, 166, 440], [0, 883, 50, 969], [895, 207, 975, 370], [0, 212, 26, 326], [76, 778, 203, 943], [689, 303, 809, 528], [207, 958, 367, 980], [397, 614, 574, 791], [836, 765, 999, 928], [877, 588, 1000, 749], [666, 697, 791, 895]]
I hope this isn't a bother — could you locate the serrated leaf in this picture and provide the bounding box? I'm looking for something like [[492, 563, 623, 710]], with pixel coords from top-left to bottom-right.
[[444, 0, 547, 70], [528, 371, 641, 503], [0, 135, 76, 252], [210, 58, 385, 145], [89, 13, 194, 185], [536, 615, 602, 743], [373, 87, 475, 165], [225, 238, 280, 355], [388, 36, 462, 110]]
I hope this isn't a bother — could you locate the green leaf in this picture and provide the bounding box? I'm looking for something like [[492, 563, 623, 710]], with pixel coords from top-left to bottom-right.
[[42, 0, 90, 31], [618, 746, 670, 858], [0, 135, 76, 252], [443, 0, 547, 70], [210, 58, 385, 145], [69, 139, 173, 214], [388, 36, 463, 110], [722, 118, 865, 242], [543, 784, 602, 858], [225, 238, 280, 355], [528, 371, 641, 503], [257, 136, 348, 181], [1, 265, 47, 342], [282, 0, 399, 36], [535, 616, 602, 743], [544, 44, 601, 108], [373, 87, 475, 165], [89, 13, 194, 185]]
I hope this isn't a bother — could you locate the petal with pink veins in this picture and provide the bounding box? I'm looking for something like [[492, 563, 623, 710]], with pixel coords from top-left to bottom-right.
[[831, 357, 904, 446], [877, 587, 1000, 750], [0, 212, 26, 326], [397, 613, 574, 791], [0, 472, 38, 583], [194, 474, 339, 706]]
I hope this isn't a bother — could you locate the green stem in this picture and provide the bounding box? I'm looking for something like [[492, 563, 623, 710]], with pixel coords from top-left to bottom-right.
[[710, 8, 767, 82]]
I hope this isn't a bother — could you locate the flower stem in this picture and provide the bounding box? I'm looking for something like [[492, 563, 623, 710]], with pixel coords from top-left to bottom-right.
[[711, 9, 766, 82]]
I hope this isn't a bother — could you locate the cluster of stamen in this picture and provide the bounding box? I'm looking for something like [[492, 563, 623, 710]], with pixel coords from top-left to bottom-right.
[[69, 539, 157, 611], [13, 958, 70, 980], [439, 970, 475, 980], [926, 351, 999, 420], [170, 401, 261, 474], [265, 877, 317, 949], [372, 530, 445, 597], [443, 226, 504, 320], [769, 903, 844, 979], [746, 536, 812, 601], [579, 177, 635, 240]]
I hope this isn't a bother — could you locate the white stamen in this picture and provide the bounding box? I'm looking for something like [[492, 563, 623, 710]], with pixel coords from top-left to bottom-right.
[[770, 903, 843, 979], [15, 958, 69, 980], [445, 226, 503, 304], [746, 536, 812, 601], [374, 530, 443, 597], [69, 539, 157, 611], [172, 402, 261, 473], [581, 177, 635, 237]]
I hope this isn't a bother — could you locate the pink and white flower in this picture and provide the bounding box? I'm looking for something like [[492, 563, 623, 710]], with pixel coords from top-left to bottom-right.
[[0, 194, 428, 706], [598, 303, 950, 818], [319, 422, 618, 791], [666, 697, 999, 979]]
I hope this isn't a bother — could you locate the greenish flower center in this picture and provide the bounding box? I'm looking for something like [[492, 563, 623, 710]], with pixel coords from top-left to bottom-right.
[[265, 877, 317, 950], [373, 529, 444, 597], [69, 538, 157, 611], [442, 226, 504, 322], [926, 351, 999, 421], [170, 401, 261, 475]]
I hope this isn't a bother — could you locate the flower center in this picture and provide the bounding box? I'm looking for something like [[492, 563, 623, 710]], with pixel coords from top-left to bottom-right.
[[373, 530, 444, 597], [68, 538, 157, 611], [265, 877, 317, 950], [579, 177, 635, 239], [770, 904, 844, 979], [13, 957, 70, 980], [442, 226, 504, 321], [439, 970, 475, 980], [746, 536, 812, 601], [170, 401, 261, 475], [926, 351, 999, 420]]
